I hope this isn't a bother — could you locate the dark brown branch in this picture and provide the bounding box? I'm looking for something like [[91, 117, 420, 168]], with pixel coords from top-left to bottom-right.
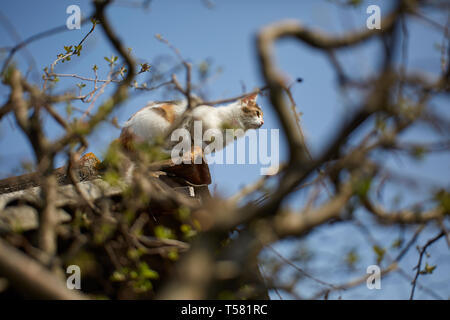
[[410, 231, 445, 300]]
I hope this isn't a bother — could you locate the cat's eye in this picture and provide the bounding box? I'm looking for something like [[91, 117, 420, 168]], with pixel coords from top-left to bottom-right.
[[256, 111, 260, 117]]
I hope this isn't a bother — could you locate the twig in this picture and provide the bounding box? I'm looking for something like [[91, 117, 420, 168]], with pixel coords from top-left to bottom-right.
[[410, 231, 445, 300], [266, 244, 337, 289], [0, 16, 91, 74]]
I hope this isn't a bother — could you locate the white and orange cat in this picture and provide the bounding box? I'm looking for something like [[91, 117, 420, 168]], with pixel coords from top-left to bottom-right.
[[119, 93, 264, 154]]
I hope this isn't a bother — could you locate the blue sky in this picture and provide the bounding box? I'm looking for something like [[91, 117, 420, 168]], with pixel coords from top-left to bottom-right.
[[0, 0, 449, 299]]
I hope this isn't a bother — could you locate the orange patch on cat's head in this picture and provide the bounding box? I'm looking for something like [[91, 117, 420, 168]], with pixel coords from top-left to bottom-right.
[[241, 93, 258, 107], [241, 93, 262, 116], [241, 94, 264, 129], [242, 105, 263, 117]]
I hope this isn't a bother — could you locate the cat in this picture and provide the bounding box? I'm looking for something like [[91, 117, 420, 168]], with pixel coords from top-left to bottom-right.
[[119, 93, 264, 156]]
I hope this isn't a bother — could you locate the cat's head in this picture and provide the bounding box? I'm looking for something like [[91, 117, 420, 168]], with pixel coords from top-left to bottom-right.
[[240, 93, 264, 129]]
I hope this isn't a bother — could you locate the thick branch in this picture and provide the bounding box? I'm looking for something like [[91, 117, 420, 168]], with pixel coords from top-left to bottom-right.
[[0, 238, 87, 299]]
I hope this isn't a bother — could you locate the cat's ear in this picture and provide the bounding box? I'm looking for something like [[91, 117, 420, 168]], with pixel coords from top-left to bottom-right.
[[241, 93, 258, 107]]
